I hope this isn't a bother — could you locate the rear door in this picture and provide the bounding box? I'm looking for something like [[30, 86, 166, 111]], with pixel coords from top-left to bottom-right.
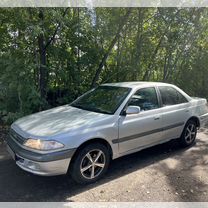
[[117, 87, 163, 154], [158, 86, 190, 140]]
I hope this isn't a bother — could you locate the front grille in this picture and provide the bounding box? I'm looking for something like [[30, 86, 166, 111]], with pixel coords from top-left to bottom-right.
[[9, 128, 26, 145]]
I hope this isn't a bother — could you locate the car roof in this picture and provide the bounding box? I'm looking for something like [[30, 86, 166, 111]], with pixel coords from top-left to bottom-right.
[[102, 81, 174, 89]]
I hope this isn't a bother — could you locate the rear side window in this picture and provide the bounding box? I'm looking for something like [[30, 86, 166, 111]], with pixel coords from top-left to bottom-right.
[[159, 86, 188, 106]]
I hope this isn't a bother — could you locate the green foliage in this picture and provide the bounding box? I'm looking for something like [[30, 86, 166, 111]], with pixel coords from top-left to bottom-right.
[[0, 8, 208, 124]]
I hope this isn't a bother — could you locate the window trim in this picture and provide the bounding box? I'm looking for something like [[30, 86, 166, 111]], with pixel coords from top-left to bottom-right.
[[120, 86, 161, 115], [157, 86, 189, 107]]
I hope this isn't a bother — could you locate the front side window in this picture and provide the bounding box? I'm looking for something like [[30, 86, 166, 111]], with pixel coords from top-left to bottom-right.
[[71, 86, 131, 114], [159, 86, 188, 106], [128, 87, 159, 111]]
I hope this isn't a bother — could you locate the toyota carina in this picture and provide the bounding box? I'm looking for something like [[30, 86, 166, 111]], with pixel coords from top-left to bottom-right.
[[6, 82, 208, 184]]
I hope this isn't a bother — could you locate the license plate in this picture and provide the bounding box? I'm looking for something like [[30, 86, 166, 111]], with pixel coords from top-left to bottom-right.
[[6, 145, 16, 160]]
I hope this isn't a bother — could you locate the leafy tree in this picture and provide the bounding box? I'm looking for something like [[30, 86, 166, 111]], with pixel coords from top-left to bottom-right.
[[0, 8, 207, 124]]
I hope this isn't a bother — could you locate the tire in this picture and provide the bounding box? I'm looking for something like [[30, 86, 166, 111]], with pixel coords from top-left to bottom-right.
[[180, 119, 197, 147], [69, 143, 110, 184]]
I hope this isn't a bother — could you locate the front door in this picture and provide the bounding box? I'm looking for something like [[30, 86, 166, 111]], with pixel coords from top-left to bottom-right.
[[118, 87, 163, 154]]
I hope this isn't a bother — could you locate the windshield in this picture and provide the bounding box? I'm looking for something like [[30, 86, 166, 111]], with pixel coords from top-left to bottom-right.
[[71, 86, 131, 114]]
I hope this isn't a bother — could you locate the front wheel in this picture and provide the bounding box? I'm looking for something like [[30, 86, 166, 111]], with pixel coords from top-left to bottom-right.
[[180, 120, 197, 147], [70, 143, 110, 184]]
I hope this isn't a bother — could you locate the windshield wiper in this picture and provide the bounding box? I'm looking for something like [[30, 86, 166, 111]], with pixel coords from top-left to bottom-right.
[[71, 104, 86, 110], [71, 104, 112, 115], [92, 108, 112, 115]]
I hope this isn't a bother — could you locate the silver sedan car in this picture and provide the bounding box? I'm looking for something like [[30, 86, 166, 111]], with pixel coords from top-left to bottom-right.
[[6, 82, 208, 184]]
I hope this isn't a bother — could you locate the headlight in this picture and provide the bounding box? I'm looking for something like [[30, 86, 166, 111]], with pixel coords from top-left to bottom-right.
[[24, 139, 64, 151]]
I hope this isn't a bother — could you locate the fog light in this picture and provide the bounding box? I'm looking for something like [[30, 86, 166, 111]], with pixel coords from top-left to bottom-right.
[[26, 161, 39, 170], [18, 158, 40, 171], [19, 158, 24, 163]]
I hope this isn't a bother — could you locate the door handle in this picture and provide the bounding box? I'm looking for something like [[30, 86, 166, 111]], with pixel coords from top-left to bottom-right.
[[154, 117, 160, 120], [185, 109, 189, 113]]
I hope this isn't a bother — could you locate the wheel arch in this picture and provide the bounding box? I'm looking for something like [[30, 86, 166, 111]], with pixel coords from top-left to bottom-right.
[[186, 116, 200, 129], [69, 138, 113, 166]]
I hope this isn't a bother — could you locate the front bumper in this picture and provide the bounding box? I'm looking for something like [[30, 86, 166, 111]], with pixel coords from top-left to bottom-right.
[[5, 135, 76, 176]]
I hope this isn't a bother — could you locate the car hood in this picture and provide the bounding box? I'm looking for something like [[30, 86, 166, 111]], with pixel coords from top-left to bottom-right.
[[12, 105, 112, 138]]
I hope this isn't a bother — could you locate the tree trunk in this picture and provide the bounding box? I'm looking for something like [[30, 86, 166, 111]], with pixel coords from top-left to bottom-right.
[[38, 10, 47, 100], [91, 8, 132, 88], [116, 37, 121, 82], [37, 8, 69, 100], [132, 8, 143, 80], [38, 33, 47, 100]]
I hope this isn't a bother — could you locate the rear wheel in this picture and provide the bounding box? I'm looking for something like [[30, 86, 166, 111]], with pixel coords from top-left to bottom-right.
[[70, 143, 110, 184], [180, 120, 197, 147]]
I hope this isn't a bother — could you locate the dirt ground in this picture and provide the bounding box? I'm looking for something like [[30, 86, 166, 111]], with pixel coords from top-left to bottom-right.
[[0, 125, 208, 202]]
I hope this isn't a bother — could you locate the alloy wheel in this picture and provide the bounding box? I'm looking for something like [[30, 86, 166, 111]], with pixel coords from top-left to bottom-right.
[[184, 123, 196, 144], [80, 149, 106, 179]]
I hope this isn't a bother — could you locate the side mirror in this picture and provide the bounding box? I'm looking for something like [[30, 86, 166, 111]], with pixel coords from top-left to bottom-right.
[[126, 106, 141, 115]]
